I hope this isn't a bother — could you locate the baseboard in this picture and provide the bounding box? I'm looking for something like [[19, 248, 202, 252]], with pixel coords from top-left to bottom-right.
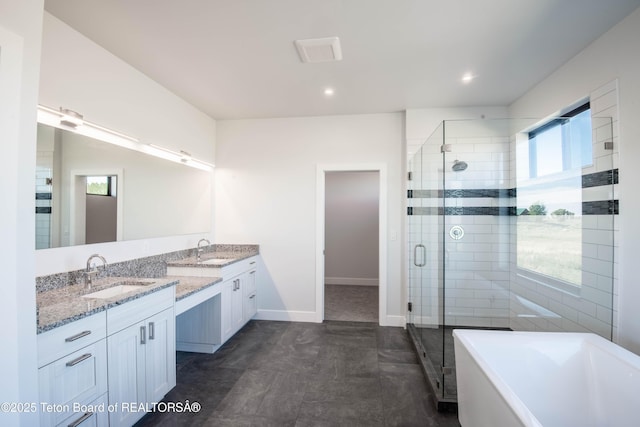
[[325, 277, 379, 286], [176, 341, 220, 353], [254, 309, 320, 323], [254, 310, 405, 327], [383, 315, 406, 327]]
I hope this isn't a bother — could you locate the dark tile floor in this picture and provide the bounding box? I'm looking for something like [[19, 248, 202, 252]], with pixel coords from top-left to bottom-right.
[[324, 285, 378, 322], [135, 320, 460, 426]]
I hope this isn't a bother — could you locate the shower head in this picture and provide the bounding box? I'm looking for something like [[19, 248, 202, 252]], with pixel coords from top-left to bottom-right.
[[452, 160, 468, 172]]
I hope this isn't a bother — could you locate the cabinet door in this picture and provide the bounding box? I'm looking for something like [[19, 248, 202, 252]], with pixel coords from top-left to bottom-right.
[[231, 276, 245, 332], [221, 279, 234, 341], [107, 322, 146, 427], [145, 307, 176, 403]]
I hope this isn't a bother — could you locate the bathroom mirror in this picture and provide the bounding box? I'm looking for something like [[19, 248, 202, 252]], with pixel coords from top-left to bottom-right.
[[35, 123, 212, 249]]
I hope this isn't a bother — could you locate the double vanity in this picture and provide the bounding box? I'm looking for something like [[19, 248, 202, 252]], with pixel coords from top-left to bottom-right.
[[35, 244, 259, 427]]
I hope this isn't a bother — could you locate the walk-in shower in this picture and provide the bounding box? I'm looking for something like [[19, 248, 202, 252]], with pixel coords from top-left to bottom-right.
[[407, 115, 617, 411]]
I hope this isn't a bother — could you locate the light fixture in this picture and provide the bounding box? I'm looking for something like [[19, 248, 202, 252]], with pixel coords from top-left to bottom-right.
[[324, 87, 335, 96], [37, 105, 139, 151], [37, 105, 214, 171], [59, 108, 83, 129], [147, 144, 214, 171], [461, 72, 475, 84]]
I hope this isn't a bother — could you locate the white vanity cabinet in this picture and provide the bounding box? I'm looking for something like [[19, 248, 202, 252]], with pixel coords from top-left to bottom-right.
[[37, 312, 108, 427], [222, 264, 258, 341], [221, 257, 257, 342], [171, 255, 258, 349], [106, 287, 176, 427]]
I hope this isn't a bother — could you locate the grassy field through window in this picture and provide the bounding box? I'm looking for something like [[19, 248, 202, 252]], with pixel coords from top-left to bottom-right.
[[517, 215, 582, 286]]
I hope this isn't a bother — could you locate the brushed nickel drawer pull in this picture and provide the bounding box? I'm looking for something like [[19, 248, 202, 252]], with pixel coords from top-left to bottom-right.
[[140, 326, 146, 345], [149, 322, 155, 340], [66, 353, 92, 367], [249, 294, 256, 299], [65, 330, 91, 342], [68, 411, 93, 427]]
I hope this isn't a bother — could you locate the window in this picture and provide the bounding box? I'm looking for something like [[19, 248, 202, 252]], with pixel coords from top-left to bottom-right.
[[86, 176, 117, 196], [516, 103, 592, 289]]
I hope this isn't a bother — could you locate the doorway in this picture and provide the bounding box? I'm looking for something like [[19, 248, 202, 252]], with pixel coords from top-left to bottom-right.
[[315, 164, 388, 325]]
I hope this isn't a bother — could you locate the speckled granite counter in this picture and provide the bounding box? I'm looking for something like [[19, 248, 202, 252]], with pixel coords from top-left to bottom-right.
[[167, 245, 259, 269], [172, 275, 223, 301], [36, 244, 259, 334], [36, 277, 178, 334]]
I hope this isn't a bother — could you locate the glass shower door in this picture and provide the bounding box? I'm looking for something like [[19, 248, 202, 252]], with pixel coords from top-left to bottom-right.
[[407, 123, 447, 402]]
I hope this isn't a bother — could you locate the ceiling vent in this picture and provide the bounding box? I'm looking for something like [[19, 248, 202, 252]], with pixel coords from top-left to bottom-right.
[[294, 37, 342, 63]]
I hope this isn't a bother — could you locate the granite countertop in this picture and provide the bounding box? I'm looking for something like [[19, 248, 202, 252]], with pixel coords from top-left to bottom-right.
[[37, 246, 259, 334], [166, 248, 259, 268], [171, 275, 224, 301], [36, 276, 178, 334]]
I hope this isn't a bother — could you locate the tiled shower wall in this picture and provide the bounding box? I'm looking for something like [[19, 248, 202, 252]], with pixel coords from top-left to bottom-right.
[[408, 80, 619, 339], [35, 150, 53, 250], [509, 80, 619, 339]]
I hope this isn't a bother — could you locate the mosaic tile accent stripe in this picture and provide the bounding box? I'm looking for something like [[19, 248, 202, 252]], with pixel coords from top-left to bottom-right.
[[36, 192, 52, 200], [36, 207, 52, 214], [409, 203, 618, 216], [408, 206, 517, 216], [408, 189, 516, 198], [408, 168, 619, 216], [582, 169, 618, 188], [583, 200, 619, 215]]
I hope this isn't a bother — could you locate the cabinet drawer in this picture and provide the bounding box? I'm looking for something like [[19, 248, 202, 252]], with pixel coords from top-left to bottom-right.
[[38, 340, 107, 427], [55, 393, 108, 427], [38, 311, 106, 368], [244, 269, 257, 296], [244, 292, 257, 320], [107, 286, 174, 335], [215, 256, 258, 278]]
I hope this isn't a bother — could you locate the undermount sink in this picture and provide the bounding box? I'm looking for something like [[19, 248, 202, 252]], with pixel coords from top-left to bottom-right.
[[82, 280, 154, 299], [200, 258, 230, 264]]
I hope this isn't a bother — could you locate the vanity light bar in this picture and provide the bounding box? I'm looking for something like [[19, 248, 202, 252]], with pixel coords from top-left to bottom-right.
[[148, 144, 214, 171], [37, 105, 214, 171], [37, 105, 139, 152]]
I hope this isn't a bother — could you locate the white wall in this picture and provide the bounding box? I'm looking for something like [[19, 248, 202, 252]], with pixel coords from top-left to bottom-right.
[[0, 1, 43, 425], [325, 171, 379, 286], [36, 13, 218, 275], [405, 106, 508, 158], [215, 113, 403, 324], [509, 6, 640, 354]]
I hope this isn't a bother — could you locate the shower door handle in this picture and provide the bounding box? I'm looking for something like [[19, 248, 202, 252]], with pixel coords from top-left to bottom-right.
[[414, 244, 426, 267]]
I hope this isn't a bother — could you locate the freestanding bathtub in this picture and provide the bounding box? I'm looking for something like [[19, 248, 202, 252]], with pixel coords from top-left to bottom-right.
[[453, 329, 640, 427]]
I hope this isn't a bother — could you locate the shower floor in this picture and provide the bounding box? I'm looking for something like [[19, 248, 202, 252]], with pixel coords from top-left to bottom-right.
[[409, 324, 510, 412]]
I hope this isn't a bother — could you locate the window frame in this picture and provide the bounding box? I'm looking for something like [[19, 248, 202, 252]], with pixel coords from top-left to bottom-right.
[[516, 102, 592, 293]]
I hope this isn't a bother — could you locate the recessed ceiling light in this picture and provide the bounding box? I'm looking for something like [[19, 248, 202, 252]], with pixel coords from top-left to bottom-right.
[[324, 87, 335, 96], [461, 72, 475, 84]]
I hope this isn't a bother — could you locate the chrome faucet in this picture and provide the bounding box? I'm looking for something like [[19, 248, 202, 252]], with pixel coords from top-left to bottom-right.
[[85, 254, 108, 289], [196, 238, 211, 262]]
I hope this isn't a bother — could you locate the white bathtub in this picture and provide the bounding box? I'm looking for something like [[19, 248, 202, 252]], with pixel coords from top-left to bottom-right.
[[453, 329, 640, 427]]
